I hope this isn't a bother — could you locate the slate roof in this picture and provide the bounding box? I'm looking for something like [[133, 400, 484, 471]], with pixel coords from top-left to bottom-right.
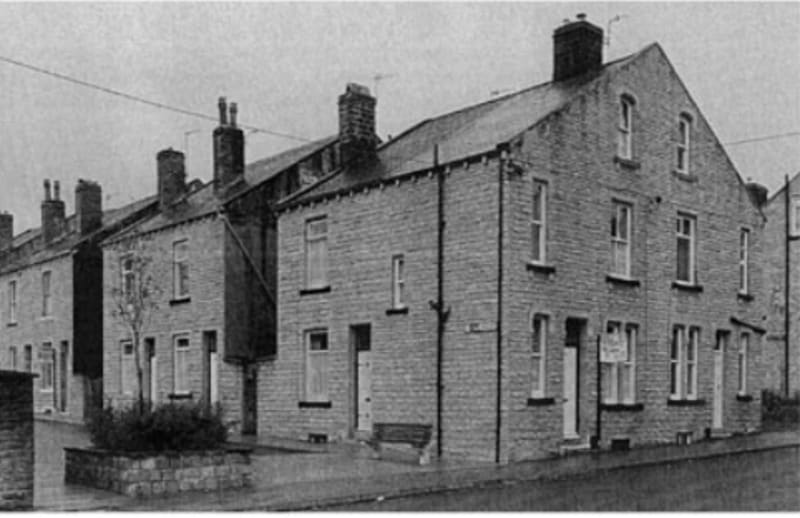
[[282, 46, 651, 208]]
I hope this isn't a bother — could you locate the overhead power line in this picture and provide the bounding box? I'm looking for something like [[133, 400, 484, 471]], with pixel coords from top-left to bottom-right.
[[723, 131, 800, 147], [0, 54, 312, 143]]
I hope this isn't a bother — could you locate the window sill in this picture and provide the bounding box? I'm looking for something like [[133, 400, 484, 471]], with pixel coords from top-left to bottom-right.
[[386, 307, 409, 316], [614, 155, 641, 170], [169, 297, 191, 306], [736, 394, 753, 402], [672, 281, 703, 293], [526, 262, 556, 275], [606, 275, 641, 287], [789, 234, 800, 242], [39, 316, 54, 321], [667, 398, 705, 407], [6, 322, 17, 327], [601, 402, 644, 412], [299, 286, 331, 296], [737, 293, 754, 302], [526, 397, 555, 407], [168, 392, 193, 401], [671, 170, 698, 183], [298, 401, 332, 409]]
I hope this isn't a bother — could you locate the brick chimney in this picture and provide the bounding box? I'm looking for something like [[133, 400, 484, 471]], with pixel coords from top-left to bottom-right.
[[41, 179, 66, 244], [745, 181, 768, 209], [553, 13, 604, 82], [338, 83, 378, 167], [0, 212, 12, 251], [75, 179, 102, 236], [157, 148, 187, 210], [213, 97, 245, 193]]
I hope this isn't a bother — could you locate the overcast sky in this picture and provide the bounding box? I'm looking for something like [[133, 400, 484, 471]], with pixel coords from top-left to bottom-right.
[[0, 1, 798, 233]]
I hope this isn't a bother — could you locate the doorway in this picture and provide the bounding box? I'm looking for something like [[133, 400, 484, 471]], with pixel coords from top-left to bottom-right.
[[242, 364, 258, 435], [563, 318, 584, 439], [202, 331, 218, 413], [351, 324, 372, 433]]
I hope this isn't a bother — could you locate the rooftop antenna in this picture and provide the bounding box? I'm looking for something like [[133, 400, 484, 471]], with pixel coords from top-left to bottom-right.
[[605, 14, 627, 46], [183, 129, 201, 156], [373, 73, 396, 97]]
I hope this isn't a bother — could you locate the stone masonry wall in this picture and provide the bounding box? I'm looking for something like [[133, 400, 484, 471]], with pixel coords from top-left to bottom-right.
[[0, 370, 34, 510]]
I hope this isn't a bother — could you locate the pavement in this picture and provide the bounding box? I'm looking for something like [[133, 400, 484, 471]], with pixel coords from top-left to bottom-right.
[[33, 419, 800, 511]]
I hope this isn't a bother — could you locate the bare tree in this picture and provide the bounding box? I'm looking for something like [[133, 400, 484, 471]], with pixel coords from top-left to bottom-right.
[[110, 235, 161, 412]]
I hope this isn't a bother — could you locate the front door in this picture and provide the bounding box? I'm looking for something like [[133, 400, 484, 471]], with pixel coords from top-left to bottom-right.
[[713, 333, 726, 429], [352, 325, 372, 432], [563, 319, 582, 439]]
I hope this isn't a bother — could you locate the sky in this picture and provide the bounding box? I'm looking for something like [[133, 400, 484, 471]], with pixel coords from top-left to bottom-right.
[[0, 1, 798, 234]]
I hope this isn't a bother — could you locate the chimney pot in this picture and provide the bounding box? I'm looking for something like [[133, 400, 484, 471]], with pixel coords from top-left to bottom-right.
[[576, 13, 586, 21], [745, 181, 769, 209], [44, 179, 51, 201], [41, 179, 65, 244], [54, 180, 60, 201], [229, 102, 238, 128], [218, 97, 228, 126]]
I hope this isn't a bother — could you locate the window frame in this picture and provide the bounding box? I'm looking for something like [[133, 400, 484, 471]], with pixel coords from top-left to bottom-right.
[[23, 344, 32, 373], [617, 96, 634, 159], [304, 328, 330, 403], [676, 113, 692, 174], [391, 254, 406, 309], [531, 180, 548, 264], [41, 270, 52, 317], [172, 239, 190, 300], [686, 327, 700, 399], [738, 332, 749, 395], [121, 255, 135, 304], [530, 313, 548, 399], [670, 326, 684, 400], [39, 342, 54, 393], [172, 333, 191, 395], [304, 216, 329, 290], [610, 202, 633, 278], [8, 280, 17, 324], [739, 228, 749, 295], [792, 198, 800, 237], [676, 213, 697, 285], [9, 346, 17, 370], [602, 321, 637, 405], [120, 339, 136, 396]]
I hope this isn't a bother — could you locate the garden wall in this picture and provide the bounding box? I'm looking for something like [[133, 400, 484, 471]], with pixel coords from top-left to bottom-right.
[[0, 370, 35, 510]]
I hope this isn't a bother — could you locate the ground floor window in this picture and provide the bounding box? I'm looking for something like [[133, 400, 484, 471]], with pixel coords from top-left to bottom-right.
[[9, 346, 17, 370], [39, 343, 54, 392], [602, 322, 637, 404], [305, 329, 329, 402], [670, 326, 699, 400], [121, 340, 136, 396], [530, 314, 548, 398]]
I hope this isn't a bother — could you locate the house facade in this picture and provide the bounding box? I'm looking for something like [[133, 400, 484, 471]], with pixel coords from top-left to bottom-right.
[[0, 179, 157, 421], [261, 17, 768, 462], [101, 99, 339, 434], [762, 171, 800, 395]]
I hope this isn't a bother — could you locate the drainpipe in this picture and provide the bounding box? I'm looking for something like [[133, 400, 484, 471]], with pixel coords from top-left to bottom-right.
[[495, 144, 509, 464], [432, 144, 448, 458], [785, 174, 791, 397]]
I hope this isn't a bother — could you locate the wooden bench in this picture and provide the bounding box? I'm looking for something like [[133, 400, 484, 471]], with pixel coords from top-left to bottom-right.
[[370, 423, 434, 465]]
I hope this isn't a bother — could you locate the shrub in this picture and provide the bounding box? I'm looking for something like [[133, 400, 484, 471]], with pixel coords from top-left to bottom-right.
[[762, 389, 800, 425], [87, 402, 228, 452]]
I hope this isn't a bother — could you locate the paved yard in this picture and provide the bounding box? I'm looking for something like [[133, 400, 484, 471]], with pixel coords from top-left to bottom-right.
[[333, 446, 800, 511]]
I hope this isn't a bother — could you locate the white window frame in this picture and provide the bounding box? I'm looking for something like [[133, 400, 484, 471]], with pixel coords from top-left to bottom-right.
[[305, 217, 329, 289], [41, 270, 52, 317], [391, 254, 405, 309], [172, 240, 189, 299], [530, 314, 547, 399], [304, 329, 329, 402], [676, 214, 697, 285], [40, 342, 54, 393], [602, 322, 637, 404], [8, 280, 17, 324], [531, 180, 547, 264], [120, 339, 135, 396], [676, 114, 692, 174], [618, 96, 634, 159], [121, 256, 135, 303], [792, 198, 800, 237], [739, 228, 749, 295], [670, 326, 683, 400], [738, 333, 749, 395], [670, 326, 699, 400], [173, 333, 191, 395], [686, 327, 699, 399], [611, 202, 632, 278]]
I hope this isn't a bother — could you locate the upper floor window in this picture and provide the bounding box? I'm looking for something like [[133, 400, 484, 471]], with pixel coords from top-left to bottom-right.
[[617, 96, 634, 159], [41, 271, 52, 317], [676, 114, 692, 174], [172, 240, 189, 299], [531, 181, 547, 264], [676, 214, 697, 284], [305, 217, 328, 289], [8, 280, 17, 324], [530, 313, 548, 399], [791, 198, 800, 236], [739, 229, 749, 295], [121, 256, 135, 303], [391, 254, 405, 309], [305, 329, 329, 402], [670, 326, 699, 400], [738, 333, 749, 395], [602, 322, 637, 404], [610, 202, 632, 277]]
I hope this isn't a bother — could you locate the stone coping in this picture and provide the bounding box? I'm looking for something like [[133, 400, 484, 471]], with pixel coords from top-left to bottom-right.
[[64, 445, 252, 459]]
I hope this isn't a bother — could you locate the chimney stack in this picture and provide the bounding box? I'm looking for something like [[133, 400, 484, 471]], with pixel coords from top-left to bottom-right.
[[0, 212, 13, 251], [552, 13, 604, 82], [157, 148, 187, 210], [213, 97, 245, 193], [338, 83, 378, 168], [75, 179, 103, 235], [41, 179, 66, 244], [745, 181, 769, 209]]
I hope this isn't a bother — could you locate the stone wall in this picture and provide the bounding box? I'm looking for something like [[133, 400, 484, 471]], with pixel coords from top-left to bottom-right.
[[0, 370, 34, 510], [64, 447, 251, 497]]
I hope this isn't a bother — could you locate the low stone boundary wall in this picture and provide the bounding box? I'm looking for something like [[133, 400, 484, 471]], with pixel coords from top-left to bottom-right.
[[0, 370, 35, 510], [65, 447, 252, 497]]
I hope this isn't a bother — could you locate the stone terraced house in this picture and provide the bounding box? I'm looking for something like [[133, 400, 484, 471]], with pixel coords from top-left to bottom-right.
[[762, 171, 800, 395], [261, 16, 769, 462], [101, 98, 341, 435], [0, 179, 157, 421]]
